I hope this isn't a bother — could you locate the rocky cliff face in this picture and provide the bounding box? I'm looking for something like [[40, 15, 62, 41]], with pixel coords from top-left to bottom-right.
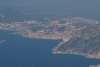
[[54, 24, 100, 59]]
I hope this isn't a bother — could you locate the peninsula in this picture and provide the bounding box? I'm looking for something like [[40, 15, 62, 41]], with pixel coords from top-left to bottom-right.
[[0, 17, 100, 59]]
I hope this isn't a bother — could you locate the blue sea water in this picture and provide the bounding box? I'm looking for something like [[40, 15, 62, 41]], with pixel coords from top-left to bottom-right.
[[0, 30, 100, 67]]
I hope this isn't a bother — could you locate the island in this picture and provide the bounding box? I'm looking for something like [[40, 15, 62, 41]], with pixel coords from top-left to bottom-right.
[[0, 39, 5, 43]]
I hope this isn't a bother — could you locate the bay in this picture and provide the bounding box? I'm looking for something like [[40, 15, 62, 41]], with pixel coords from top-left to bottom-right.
[[0, 30, 100, 67]]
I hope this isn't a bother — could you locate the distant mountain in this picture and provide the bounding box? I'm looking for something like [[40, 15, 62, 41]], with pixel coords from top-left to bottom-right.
[[0, 7, 31, 23], [55, 24, 100, 59]]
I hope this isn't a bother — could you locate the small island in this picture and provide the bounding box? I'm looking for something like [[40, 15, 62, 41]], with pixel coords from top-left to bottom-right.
[[0, 39, 5, 43]]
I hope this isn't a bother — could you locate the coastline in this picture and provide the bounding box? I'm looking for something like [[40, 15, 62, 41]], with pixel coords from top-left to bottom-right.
[[52, 38, 100, 59], [52, 38, 70, 54], [52, 45, 100, 59]]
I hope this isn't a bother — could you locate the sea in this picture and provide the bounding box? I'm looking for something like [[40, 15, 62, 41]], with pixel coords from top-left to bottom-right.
[[0, 14, 100, 67], [0, 30, 100, 67]]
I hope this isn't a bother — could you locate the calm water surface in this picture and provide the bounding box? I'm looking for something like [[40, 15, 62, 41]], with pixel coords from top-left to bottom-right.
[[0, 31, 100, 67]]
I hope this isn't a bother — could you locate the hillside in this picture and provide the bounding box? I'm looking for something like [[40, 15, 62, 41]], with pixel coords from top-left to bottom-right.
[[53, 24, 100, 59]]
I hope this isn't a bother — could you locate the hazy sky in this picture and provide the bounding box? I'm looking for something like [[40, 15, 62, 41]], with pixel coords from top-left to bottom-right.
[[0, 0, 100, 20], [0, 0, 100, 6]]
